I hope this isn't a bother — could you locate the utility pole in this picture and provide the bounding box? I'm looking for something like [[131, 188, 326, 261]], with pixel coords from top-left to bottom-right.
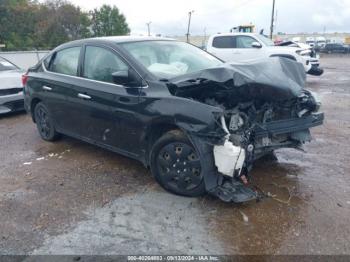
[[146, 21, 152, 36], [186, 10, 194, 43], [275, 10, 278, 35], [202, 27, 207, 47], [269, 0, 276, 39]]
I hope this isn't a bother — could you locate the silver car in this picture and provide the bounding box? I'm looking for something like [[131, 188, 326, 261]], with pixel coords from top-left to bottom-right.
[[0, 57, 24, 114]]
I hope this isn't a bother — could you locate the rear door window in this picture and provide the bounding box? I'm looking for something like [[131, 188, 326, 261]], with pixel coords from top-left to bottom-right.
[[50, 47, 81, 76], [212, 36, 235, 48], [83, 46, 128, 84]]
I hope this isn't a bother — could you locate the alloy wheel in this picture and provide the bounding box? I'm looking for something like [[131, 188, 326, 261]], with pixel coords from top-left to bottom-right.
[[36, 106, 52, 139]]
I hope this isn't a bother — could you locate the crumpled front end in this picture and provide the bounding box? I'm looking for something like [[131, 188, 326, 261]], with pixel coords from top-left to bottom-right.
[[168, 57, 324, 203]]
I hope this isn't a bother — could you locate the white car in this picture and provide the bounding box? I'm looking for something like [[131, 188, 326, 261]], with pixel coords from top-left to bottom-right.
[[206, 33, 323, 76], [0, 57, 24, 114]]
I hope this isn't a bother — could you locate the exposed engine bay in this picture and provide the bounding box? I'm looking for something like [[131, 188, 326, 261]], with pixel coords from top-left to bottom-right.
[[209, 89, 321, 178], [167, 57, 324, 202], [207, 88, 320, 155]]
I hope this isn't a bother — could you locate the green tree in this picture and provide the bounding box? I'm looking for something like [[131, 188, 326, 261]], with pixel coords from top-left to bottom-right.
[[91, 5, 130, 37], [0, 1, 130, 51], [0, 0, 92, 50], [34, 0, 91, 49], [0, 0, 39, 50]]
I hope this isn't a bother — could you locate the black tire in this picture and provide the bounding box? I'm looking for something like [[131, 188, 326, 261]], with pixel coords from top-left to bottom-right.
[[34, 102, 60, 141], [150, 130, 207, 197]]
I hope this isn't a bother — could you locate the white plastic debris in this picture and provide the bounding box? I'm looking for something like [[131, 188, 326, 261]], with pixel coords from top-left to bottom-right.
[[239, 210, 249, 223], [213, 140, 245, 177], [23, 162, 32, 165], [36, 157, 45, 161]]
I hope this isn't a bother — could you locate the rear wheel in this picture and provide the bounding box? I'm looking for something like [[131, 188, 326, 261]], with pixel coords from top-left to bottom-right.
[[150, 130, 206, 197], [34, 102, 60, 141]]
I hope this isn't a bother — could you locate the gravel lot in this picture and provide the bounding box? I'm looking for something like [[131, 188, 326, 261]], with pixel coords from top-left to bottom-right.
[[0, 55, 349, 255]]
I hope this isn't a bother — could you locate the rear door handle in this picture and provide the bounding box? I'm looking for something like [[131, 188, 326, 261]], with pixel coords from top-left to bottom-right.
[[78, 93, 91, 100], [42, 85, 52, 91]]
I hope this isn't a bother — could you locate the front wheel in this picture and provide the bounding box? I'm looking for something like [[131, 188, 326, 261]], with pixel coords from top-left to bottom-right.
[[34, 102, 60, 141], [150, 130, 206, 197]]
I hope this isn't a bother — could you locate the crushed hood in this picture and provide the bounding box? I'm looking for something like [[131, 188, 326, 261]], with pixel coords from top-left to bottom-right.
[[167, 57, 306, 102]]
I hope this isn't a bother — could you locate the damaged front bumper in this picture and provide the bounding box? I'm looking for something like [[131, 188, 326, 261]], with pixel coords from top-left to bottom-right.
[[210, 116, 257, 203], [210, 112, 324, 203], [254, 112, 324, 137]]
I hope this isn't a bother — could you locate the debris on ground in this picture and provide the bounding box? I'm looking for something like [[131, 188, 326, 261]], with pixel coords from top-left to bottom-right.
[[239, 210, 249, 223]]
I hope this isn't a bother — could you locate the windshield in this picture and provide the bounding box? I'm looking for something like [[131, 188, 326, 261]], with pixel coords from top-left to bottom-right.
[[0, 57, 18, 71], [120, 40, 222, 79], [255, 34, 275, 46]]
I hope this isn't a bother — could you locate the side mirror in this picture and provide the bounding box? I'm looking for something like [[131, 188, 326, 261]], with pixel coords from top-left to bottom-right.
[[251, 41, 262, 48], [112, 70, 129, 85], [112, 69, 144, 87]]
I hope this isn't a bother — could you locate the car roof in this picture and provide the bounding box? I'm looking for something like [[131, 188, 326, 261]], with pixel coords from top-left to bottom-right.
[[94, 36, 176, 43], [58, 36, 176, 48]]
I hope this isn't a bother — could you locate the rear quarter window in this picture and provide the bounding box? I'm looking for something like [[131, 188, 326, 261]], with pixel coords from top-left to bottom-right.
[[212, 36, 235, 48]]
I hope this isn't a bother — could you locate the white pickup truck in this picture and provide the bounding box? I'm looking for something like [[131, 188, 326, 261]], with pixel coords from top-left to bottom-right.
[[206, 33, 323, 76]]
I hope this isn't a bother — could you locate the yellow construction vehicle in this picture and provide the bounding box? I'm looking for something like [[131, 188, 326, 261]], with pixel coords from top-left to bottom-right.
[[345, 36, 350, 45], [230, 24, 255, 33]]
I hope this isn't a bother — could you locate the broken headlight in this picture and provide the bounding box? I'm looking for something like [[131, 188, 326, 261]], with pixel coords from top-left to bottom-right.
[[308, 90, 321, 110], [298, 90, 321, 115], [228, 113, 245, 132]]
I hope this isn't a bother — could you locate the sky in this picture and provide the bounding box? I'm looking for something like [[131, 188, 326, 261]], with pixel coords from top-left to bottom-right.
[[65, 0, 350, 36]]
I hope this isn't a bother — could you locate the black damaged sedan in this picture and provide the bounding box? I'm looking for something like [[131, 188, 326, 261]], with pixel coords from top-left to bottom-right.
[[23, 37, 324, 203]]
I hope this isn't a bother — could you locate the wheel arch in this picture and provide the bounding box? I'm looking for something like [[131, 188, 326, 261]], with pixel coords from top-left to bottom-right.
[[143, 120, 187, 167], [145, 119, 220, 195]]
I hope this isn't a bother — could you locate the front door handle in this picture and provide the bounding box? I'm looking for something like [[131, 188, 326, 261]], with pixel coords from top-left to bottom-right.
[[42, 85, 52, 91], [77, 93, 91, 100]]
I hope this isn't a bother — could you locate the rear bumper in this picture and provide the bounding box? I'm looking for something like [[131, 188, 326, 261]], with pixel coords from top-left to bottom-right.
[[0, 92, 24, 114]]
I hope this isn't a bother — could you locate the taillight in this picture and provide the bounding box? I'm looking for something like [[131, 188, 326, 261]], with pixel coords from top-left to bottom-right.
[[22, 73, 29, 87]]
